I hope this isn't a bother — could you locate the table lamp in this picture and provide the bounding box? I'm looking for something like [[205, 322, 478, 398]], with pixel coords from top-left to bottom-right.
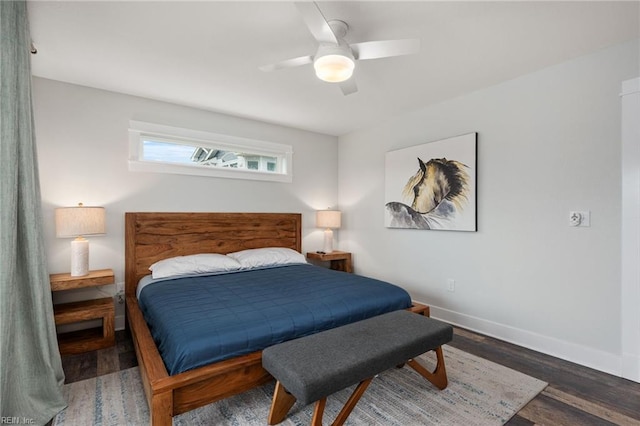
[[316, 210, 341, 253], [55, 203, 106, 276]]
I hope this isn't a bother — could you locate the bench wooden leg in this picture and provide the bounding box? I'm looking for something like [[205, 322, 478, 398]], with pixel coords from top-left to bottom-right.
[[311, 397, 327, 426], [332, 378, 373, 426], [268, 381, 297, 425], [407, 346, 448, 390], [310, 377, 373, 426]]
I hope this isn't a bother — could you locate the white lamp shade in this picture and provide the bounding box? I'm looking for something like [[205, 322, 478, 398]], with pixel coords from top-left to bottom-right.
[[316, 210, 341, 229], [55, 205, 106, 238]]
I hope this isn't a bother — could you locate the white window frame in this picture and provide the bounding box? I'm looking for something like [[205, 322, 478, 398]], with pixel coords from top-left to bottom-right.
[[128, 121, 293, 183]]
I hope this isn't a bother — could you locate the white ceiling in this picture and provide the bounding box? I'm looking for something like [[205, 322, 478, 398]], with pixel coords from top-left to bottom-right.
[[27, 1, 639, 136]]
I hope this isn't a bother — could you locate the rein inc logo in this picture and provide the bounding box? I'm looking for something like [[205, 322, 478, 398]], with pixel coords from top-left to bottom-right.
[[1, 418, 34, 425]]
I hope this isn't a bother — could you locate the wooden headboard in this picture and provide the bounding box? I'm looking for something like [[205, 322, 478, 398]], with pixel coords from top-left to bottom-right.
[[125, 212, 302, 298]]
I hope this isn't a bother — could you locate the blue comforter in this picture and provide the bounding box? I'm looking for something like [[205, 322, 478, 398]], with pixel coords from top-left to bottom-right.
[[138, 264, 412, 375]]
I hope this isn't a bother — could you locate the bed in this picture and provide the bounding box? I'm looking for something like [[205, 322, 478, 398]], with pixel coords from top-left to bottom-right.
[[125, 212, 429, 425]]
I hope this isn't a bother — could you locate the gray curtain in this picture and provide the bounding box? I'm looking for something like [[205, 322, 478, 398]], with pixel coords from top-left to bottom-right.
[[0, 1, 67, 424]]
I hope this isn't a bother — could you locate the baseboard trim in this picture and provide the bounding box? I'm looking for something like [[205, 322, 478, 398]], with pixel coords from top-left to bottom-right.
[[422, 302, 625, 378], [622, 353, 640, 382]]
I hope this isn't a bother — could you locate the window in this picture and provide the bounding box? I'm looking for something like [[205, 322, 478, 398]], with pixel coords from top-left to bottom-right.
[[128, 121, 293, 183]]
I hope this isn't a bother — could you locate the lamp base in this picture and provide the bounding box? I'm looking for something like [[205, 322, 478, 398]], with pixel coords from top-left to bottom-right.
[[70, 237, 89, 276], [323, 228, 334, 253]]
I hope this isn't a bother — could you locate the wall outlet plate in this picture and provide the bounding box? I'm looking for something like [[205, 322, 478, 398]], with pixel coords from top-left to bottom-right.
[[115, 282, 124, 294], [447, 278, 455, 292]]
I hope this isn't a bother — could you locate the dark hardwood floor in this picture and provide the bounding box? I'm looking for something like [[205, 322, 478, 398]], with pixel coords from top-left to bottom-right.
[[59, 327, 640, 425], [59, 329, 138, 384]]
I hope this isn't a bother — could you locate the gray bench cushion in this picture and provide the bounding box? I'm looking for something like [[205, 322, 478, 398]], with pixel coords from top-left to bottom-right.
[[262, 310, 453, 405]]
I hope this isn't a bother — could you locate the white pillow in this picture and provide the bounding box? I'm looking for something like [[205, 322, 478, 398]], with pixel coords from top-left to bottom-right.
[[227, 247, 307, 269], [149, 253, 241, 279]]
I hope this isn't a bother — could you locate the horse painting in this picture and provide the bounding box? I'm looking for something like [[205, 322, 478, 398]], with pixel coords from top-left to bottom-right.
[[386, 157, 471, 229]]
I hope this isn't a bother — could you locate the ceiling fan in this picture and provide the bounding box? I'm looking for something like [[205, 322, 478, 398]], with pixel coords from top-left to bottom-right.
[[259, 2, 420, 96]]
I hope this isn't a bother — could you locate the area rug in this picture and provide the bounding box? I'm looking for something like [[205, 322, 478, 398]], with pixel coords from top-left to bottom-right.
[[53, 346, 547, 426]]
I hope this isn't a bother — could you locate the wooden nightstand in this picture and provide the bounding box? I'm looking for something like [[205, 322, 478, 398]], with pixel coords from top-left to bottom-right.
[[306, 250, 353, 273], [50, 268, 115, 354]]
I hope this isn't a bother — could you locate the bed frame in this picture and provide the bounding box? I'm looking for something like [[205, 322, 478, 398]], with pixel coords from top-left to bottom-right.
[[125, 212, 428, 425]]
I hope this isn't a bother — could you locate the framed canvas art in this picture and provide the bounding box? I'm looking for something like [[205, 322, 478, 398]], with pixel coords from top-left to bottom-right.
[[385, 133, 477, 231]]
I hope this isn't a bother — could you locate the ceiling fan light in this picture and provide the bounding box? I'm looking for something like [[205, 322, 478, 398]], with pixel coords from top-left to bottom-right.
[[314, 54, 355, 83]]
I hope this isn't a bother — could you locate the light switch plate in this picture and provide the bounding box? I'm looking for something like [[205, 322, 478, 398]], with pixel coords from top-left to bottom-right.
[[569, 211, 590, 227]]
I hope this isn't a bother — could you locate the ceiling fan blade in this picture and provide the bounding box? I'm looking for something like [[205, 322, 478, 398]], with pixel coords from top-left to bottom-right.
[[295, 2, 338, 45], [258, 55, 313, 72], [350, 39, 420, 60], [339, 78, 358, 96]]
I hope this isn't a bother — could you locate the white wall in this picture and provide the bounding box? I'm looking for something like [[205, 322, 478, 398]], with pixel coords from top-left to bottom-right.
[[33, 78, 339, 328], [338, 39, 640, 375]]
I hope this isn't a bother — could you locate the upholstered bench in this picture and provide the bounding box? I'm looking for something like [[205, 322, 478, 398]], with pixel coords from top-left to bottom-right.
[[262, 310, 454, 426]]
